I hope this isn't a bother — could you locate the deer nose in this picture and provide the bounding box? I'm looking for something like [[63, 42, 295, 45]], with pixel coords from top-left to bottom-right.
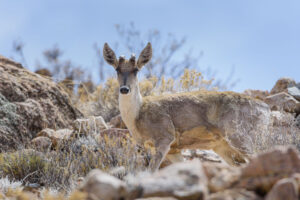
[[120, 86, 130, 94]]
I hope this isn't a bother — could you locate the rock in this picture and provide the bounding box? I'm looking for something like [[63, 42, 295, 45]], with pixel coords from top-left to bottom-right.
[[243, 89, 269, 100], [0, 55, 82, 152], [291, 173, 300, 192], [109, 114, 127, 129], [79, 169, 128, 200], [73, 116, 108, 136], [268, 111, 300, 140], [265, 178, 298, 200], [288, 86, 300, 101], [265, 92, 299, 113], [208, 189, 262, 200], [183, 150, 223, 163], [31, 136, 52, 151], [136, 198, 178, 200], [132, 159, 208, 200], [235, 147, 300, 194], [270, 111, 295, 127], [37, 128, 73, 148], [270, 78, 296, 94], [296, 115, 300, 129], [202, 162, 239, 193]]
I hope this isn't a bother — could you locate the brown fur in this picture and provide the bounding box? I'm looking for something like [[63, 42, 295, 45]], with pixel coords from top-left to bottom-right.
[[135, 91, 254, 169]]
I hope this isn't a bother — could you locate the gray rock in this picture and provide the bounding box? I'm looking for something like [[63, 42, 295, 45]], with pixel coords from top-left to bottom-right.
[[265, 92, 299, 113], [288, 86, 300, 101], [80, 169, 128, 200], [265, 178, 298, 200], [132, 159, 208, 200], [208, 189, 262, 200], [236, 147, 300, 193]]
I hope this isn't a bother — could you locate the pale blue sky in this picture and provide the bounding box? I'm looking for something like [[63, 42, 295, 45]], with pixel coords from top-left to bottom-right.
[[0, 0, 299, 92]]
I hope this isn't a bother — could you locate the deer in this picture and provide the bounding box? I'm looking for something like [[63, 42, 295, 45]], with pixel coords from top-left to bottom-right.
[[103, 42, 269, 171]]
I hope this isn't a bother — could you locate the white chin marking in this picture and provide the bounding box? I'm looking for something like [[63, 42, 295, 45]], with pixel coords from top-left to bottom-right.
[[120, 92, 130, 95]]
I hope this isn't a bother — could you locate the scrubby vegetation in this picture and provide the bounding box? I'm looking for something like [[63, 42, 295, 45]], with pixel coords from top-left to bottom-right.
[[0, 134, 154, 192], [1, 23, 299, 200]]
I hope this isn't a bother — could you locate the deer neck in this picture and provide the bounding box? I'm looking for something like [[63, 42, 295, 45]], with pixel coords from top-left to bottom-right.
[[119, 83, 142, 136]]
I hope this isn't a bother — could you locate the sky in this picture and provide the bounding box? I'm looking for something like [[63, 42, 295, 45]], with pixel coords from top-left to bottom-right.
[[0, 0, 299, 92]]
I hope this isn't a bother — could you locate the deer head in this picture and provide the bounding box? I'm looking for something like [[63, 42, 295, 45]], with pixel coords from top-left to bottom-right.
[[103, 42, 152, 95]]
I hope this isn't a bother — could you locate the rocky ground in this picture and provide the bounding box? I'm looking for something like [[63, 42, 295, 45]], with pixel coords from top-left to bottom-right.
[[0, 55, 300, 199]]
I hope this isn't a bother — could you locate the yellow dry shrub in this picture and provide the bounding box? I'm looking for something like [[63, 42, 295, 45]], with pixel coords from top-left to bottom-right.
[[179, 69, 214, 91]]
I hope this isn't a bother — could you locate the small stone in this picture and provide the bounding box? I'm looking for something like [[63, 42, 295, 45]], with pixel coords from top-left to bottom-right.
[[79, 169, 128, 200], [73, 116, 108, 136], [31, 136, 52, 151], [37, 128, 73, 148], [288, 86, 300, 101]]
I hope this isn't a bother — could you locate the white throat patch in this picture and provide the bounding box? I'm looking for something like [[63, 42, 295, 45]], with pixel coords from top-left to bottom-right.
[[118, 85, 142, 140]]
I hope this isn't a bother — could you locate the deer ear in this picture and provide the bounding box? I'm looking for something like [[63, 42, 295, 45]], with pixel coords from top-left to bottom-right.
[[137, 42, 152, 69], [103, 43, 118, 68]]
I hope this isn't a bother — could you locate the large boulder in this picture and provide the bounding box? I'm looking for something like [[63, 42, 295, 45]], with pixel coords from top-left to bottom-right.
[[0, 55, 82, 151]]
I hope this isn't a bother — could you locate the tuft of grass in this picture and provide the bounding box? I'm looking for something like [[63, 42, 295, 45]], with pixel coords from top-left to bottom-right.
[[0, 150, 47, 185]]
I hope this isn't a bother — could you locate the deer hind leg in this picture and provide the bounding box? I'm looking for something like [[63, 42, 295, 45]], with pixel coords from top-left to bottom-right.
[[159, 152, 184, 169], [213, 139, 247, 166]]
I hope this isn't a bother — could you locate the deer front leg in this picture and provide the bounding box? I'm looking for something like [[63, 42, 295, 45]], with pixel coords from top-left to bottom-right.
[[149, 138, 174, 171]]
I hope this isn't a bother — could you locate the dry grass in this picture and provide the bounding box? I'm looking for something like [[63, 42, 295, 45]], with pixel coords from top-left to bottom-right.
[[0, 133, 154, 192]]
